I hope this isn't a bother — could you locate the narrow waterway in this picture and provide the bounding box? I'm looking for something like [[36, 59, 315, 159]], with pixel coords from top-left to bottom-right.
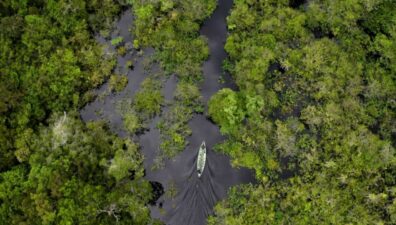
[[80, 1, 255, 224]]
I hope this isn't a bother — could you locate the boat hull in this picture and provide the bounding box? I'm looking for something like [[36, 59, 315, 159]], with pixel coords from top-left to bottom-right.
[[197, 141, 206, 177]]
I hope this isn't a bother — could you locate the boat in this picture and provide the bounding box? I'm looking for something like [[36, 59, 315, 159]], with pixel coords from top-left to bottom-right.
[[197, 141, 207, 178]]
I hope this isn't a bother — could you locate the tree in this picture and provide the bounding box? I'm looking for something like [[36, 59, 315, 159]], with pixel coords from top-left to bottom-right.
[[209, 88, 245, 135], [209, 0, 396, 224], [0, 114, 153, 224]]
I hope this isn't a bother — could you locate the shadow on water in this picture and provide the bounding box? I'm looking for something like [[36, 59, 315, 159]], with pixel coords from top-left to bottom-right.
[[80, 1, 256, 224]]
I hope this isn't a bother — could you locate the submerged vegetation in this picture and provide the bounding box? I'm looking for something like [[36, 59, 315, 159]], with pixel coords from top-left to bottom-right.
[[208, 0, 396, 224], [131, 0, 216, 79], [109, 74, 128, 93], [1, 0, 395, 224], [157, 82, 203, 159], [134, 77, 164, 118], [131, 0, 216, 159], [118, 68, 165, 137]]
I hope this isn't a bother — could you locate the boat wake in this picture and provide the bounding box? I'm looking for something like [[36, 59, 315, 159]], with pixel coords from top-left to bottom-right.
[[164, 150, 222, 225], [80, 1, 256, 224]]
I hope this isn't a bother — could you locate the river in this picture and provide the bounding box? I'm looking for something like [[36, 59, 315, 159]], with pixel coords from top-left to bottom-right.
[[80, 1, 255, 224]]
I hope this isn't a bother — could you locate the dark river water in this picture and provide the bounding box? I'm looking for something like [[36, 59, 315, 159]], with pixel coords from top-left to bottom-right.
[[80, 1, 255, 224]]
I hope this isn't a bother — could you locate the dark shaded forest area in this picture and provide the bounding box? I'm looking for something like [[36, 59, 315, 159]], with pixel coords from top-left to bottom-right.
[[0, 0, 395, 224]]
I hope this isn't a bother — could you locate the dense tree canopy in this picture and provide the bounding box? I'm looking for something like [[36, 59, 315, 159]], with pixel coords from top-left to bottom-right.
[[209, 0, 396, 224], [0, 1, 156, 224], [0, 0, 123, 171], [0, 114, 153, 224], [131, 0, 216, 80], [1, 0, 396, 224]]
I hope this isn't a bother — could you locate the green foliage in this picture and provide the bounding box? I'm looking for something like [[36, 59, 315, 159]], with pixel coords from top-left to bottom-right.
[[133, 39, 140, 49], [134, 77, 164, 117], [0, 2, 157, 224], [158, 104, 192, 160], [0, 165, 28, 224], [0, 0, 121, 171], [209, 88, 245, 135], [0, 114, 153, 224], [123, 113, 142, 134], [209, 0, 396, 224], [130, 0, 216, 161], [108, 140, 143, 182], [117, 45, 127, 56], [2, 0, 395, 223], [109, 74, 128, 92], [117, 72, 165, 138], [156, 79, 204, 162], [111, 36, 124, 46], [174, 82, 203, 112], [131, 0, 216, 80]]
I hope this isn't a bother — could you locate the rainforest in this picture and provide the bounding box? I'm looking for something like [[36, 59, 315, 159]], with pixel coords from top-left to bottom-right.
[[0, 0, 395, 224]]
